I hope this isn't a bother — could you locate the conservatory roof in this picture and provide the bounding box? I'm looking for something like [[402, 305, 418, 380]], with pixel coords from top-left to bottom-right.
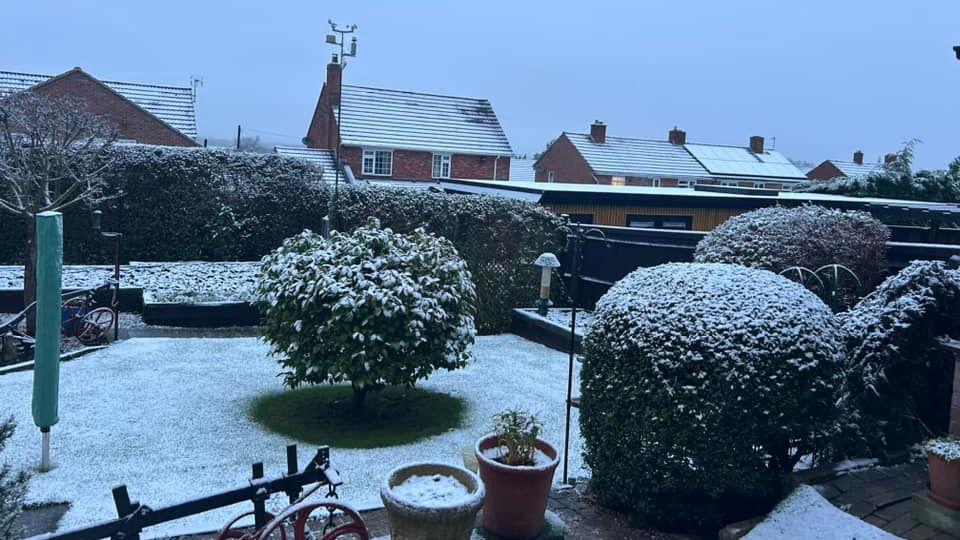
[[338, 85, 513, 156], [0, 68, 197, 139]]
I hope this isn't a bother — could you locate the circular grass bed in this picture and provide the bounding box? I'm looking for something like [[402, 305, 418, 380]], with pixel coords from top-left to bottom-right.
[[250, 385, 466, 448]]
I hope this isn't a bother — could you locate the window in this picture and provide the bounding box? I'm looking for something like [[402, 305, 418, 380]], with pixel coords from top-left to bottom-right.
[[677, 179, 697, 189], [362, 149, 393, 176], [611, 176, 626, 186], [753, 182, 767, 189], [626, 214, 693, 230], [432, 153, 452, 179], [547, 171, 556, 183], [565, 213, 593, 224]]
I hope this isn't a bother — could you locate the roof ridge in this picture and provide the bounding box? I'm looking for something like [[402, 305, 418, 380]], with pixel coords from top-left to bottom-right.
[[0, 69, 190, 92], [343, 84, 491, 103]]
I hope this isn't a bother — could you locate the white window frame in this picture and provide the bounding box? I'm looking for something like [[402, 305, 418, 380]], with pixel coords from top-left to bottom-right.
[[677, 179, 697, 189], [432, 153, 452, 179], [753, 182, 767, 189], [611, 176, 626, 186], [362, 148, 393, 176], [651, 178, 662, 187], [547, 170, 556, 183]]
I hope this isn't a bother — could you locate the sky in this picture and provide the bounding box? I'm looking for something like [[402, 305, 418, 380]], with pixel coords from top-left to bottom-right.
[[3, 1, 960, 170]]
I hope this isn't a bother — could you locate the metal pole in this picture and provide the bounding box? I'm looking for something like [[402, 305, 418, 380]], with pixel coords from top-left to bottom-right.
[[562, 225, 581, 484], [40, 428, 50, 471], [236, 125, 241, 151]]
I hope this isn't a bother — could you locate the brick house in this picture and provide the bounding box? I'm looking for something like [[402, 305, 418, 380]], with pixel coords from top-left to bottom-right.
[[533, 122, 807, 191], [806, 151, 891, 181], [304, 55, 513, 182], [0, 67, 197, 147]]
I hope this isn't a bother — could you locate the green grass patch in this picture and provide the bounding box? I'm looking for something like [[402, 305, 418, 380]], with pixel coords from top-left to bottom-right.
[[249, 385, 466, 448]]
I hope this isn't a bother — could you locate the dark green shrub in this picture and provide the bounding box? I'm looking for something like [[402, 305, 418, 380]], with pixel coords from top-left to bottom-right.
[[694, 205, 890, 291], [837, 261, 960, 456], [257, 221, 476, 407], [0, 418, 29, 540], [580, 263, 845, 533]]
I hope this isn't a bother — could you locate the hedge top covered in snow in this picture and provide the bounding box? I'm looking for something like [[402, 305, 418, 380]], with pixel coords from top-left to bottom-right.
[[693, 205, 889, 287], [579, 262, 846, 529]]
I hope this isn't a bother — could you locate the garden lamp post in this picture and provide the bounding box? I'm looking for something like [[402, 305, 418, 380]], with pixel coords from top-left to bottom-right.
[[92, 207, 122, 341], [533, 252, 561, 316]]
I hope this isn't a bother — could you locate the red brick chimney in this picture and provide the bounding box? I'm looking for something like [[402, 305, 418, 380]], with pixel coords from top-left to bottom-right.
[[327, 54, 342, 107], [668, 127, 686, 145], [590, 121, 606, 144], [749, 136, 764, 154], [853, 150, 864, 165], [884, 153, 897, 164]]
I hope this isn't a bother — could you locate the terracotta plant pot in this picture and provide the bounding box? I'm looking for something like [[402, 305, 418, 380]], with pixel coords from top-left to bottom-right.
[[929, 452, 960, 510], [380, 462, 485, 540], [475, 433, 560, 539]]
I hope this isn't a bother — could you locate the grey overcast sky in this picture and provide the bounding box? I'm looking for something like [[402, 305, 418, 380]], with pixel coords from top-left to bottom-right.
[[4, 1, 959, 169]]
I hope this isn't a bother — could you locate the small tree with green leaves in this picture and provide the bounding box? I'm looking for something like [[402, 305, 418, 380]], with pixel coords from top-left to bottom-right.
[[258, 219, 477, 408]]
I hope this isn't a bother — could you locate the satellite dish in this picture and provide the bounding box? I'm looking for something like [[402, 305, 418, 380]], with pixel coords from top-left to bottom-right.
[[302, 136, 313, 147]]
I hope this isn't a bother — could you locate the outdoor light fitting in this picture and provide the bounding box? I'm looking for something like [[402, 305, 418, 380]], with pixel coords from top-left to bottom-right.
[[533, 252, 561, 316]]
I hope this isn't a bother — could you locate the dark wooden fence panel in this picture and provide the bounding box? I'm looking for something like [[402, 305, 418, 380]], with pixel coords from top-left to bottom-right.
[[563, 226, 960, 309]]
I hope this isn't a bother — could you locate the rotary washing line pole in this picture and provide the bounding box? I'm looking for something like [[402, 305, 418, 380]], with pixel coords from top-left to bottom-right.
[[32, 212, 62, 471]]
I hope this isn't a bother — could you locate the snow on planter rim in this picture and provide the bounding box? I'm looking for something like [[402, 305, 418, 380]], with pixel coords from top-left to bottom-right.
[[475, 433, 560, 473], [925, 438, 960, 461], [381, 462, 484, 514], [0, 335, 583, 538]]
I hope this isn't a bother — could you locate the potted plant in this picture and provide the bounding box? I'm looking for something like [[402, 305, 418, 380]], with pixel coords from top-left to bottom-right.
[[926, 437, 960, 509], [475, 409, 559, 539], [380, 462, 485, 540]]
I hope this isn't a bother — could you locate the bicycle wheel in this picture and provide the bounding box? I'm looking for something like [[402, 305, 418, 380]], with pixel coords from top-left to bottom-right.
[[77, 307, 115, 345]]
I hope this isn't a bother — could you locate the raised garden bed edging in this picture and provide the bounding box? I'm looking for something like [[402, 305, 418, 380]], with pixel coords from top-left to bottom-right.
[[142, 301, 262, 328], [0, 287, 145, 313], [510, 308, 583, 354]]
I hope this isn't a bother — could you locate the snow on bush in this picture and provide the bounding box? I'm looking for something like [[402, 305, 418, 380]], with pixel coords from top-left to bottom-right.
[[257, 220, 476, 406], [926, 438, 960, 462], [693, 205, 889, 290], [0, 418, 29, 540], [837, 261, 960, 455], [580, 262, 846, 532]]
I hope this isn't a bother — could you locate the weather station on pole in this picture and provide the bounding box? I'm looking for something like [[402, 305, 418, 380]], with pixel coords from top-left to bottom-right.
[[323, 19, 358, 237]]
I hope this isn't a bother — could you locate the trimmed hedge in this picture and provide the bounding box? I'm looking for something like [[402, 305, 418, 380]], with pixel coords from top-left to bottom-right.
[[0, 144, 562, 333], [581, 263, 846, 533]]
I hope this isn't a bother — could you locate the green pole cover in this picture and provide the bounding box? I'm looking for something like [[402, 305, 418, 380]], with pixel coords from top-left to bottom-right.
[[32, 211, 62, 430]]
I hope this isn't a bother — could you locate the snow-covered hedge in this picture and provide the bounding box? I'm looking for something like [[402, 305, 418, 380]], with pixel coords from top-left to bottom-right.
[[257, 220, 476, 406], [837, 261, 960, 455], [580, 263, 846, 532], [693, 205, 889, 290]]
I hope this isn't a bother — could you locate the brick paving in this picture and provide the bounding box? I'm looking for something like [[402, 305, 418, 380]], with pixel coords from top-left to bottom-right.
[[815, 462, 959, 540]]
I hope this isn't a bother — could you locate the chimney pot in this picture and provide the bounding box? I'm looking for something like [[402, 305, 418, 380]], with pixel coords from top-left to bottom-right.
[[853, 150, 864, 165], [884, 153, 897, 164], [749, 135, 764, 154], [668, 127, 687, 145], [590, 121, 606, 144]]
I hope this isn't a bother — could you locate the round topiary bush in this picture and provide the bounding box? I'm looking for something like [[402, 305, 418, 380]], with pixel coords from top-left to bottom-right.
[[580, 262, 846, 533], [693, 205, 889, 290], [257, 219, 477, 407]]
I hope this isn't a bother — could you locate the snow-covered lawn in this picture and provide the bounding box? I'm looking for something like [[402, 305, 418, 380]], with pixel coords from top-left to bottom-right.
[[1, 335, 584, 537], [0, 261, 259, 303]]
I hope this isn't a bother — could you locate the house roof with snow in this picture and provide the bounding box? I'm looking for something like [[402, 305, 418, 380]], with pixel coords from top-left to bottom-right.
[[338, 85, 513, 156], [565, 133, 708, 178], [829, 160, 885, 178], [509, 158, 536, 182], [0, 68, 197, 140], [274, 146, 337, 182], [684, 143, 807, 181]]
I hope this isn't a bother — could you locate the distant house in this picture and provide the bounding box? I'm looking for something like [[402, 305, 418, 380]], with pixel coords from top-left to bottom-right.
[[304, 55, 513, 182], [533, 122, 808, 191], [806, 151, 890, 181], [0, 67, 197, 147]]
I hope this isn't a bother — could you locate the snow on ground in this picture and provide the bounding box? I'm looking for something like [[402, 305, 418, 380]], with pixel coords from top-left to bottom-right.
[[743, 485, 897, 540], [526, 308, 593, 336], [0, 261, 259, 303], [0, 335, 584, 537]]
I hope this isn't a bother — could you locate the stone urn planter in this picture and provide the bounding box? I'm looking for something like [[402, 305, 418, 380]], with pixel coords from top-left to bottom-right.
[[475, 433, 560, 539], [380, 462, 485, 540], [926, 438, 960, 509]]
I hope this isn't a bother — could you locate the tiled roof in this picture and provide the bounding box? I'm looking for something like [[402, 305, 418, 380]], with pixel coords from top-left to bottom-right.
[[339, 85, 513, 156], [565, 133, 708, 178], [0, 69, 197, 139], [831, 160, 885, 178], [685, 143, 807, 180], [509, 158, 536, 182], [274, 146, 336, 181]]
